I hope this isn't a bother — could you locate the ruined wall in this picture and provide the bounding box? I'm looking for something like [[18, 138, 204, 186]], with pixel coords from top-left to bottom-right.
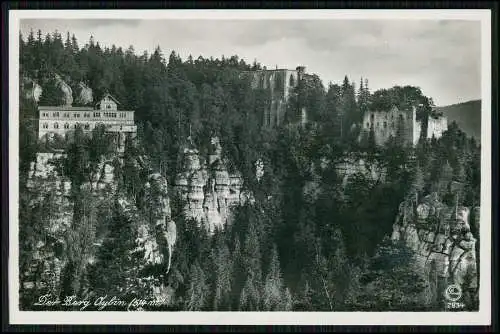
[[391, 193, 478, 309], [427, 115, 448, 140], [246, 69, 301, 128], [360, 106, 448, 147], [361, 106, 418, 146]]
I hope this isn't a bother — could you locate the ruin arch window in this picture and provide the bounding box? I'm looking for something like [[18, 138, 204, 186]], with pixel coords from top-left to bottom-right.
[[54, 122, 59, 129], [64, 123, 69, 129], [289, 74, 295, 87], [42, 123, 48, 129]]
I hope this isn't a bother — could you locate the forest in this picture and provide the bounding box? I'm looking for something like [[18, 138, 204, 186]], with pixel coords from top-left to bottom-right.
[[19, 30, 481, 311]]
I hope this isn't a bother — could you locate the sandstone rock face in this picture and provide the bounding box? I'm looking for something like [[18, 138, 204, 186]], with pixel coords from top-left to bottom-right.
[[335, 156, 387, 189], [22, 137, 179, 305], [54, 74, 73, 106], [391, 192, 478, 309], [174, 137, 248, 234], [76, 82, 93, 105], [22, 77, 43, 103]]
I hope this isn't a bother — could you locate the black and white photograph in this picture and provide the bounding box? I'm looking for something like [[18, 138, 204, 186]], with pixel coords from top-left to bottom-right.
[[8, 9, 492, 326]]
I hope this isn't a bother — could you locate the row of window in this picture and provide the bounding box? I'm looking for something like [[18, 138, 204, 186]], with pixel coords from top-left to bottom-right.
[[41, 122, 128, 131], [369, 113, 406, 121], [41, 112, 130, 118], [366, 121, 394, 129]]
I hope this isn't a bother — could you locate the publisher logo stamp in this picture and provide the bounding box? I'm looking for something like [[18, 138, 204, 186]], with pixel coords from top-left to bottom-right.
[[445, 284, 464, 309]]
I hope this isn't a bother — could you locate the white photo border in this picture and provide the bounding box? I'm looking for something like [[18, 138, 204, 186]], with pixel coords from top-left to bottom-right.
[[8, 9, 492, 326]]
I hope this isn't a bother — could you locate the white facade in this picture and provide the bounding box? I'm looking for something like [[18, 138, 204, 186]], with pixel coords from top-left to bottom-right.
[[38, 93, 136, 140], [426, 116, 448, 139]]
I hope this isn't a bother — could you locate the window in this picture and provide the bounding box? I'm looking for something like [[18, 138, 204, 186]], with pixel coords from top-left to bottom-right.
[[384, 121, 387, 128], [64, 113, 69, 117], [54, 123, 59, 129], [366, 122, 370, 128], [64, 123, 69, 129], [84, 113, 90, 118], [53, 112, 60, 117], [107, 104, 111, 109], [84, 124, 90, 130], [42, 123, 48, 129], [289, 74, 295, 87], [94, 112, 101, 117], [42, 112, 49, 117]]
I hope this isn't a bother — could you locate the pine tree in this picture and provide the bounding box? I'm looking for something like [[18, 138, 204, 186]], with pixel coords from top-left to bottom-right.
[[212, 233, 233, 310], [184, 260, 209, 311], [354, 238, 429, 311], [262, 244, 290, 311], [238, 220, 262, 310]]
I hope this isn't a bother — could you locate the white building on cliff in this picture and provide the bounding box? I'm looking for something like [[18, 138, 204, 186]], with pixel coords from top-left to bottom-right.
[[38, 93, 137, 151]]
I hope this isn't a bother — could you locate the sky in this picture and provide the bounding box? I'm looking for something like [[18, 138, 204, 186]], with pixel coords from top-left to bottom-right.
[[19, 18, 482, 107]]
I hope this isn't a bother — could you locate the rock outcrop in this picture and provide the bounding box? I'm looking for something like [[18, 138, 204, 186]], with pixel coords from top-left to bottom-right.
[[54, 74, 73, 106], [76, 82, 93, 105], [22, 77, 43, 103], [143, 173, 177, 273], [22, 149, 177, 305], [391, 192, 478, 309], [174, 137, 251, 234], [335, 155, 386, 189]]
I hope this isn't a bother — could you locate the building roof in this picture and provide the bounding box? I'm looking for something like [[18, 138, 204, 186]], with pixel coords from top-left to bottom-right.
[[39, 106, 94, 111], [97, 92, 121, 105]]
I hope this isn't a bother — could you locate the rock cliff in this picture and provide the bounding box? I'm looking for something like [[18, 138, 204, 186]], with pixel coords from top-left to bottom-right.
[[76, 82, 93, 105], [22, 77, 43, 103], [53, 74, 73, 106], [391, 192, 478, 309], [22, 74, 92, 106], [22, 149, 176, 304], [174, 137, 252, 234]]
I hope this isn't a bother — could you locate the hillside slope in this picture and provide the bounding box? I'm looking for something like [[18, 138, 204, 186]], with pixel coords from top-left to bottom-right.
[[435, 100, 481, 142]]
